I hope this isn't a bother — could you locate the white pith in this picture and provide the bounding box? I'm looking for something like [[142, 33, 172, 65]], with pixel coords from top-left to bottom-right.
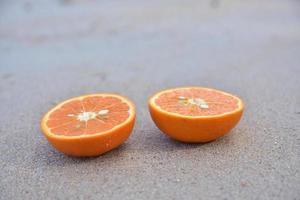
[[73, 109, 110, 122], [179, 96, 209, 109]]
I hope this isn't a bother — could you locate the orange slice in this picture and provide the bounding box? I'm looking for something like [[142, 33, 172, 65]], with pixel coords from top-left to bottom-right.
[[41, 94, 135, 157], [148, 87, 244, 142]]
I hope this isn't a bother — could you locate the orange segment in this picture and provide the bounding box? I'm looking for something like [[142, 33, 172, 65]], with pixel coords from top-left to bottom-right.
[[155, 88, 239, 116], [41, 94, 136, 157], [47, 96, 130, 136], [149, 87, 244, 142]]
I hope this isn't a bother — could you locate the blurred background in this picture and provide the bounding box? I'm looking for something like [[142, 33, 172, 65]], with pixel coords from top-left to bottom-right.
[[0, 0, 299, 199]]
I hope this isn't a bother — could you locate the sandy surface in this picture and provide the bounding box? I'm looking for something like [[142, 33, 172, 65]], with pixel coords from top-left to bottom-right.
[[0, 0, 300, 199]]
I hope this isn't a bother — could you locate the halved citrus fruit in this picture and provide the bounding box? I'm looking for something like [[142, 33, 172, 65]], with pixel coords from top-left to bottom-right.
[[148, 87, 244, 143], [41, 94, 135, 157]]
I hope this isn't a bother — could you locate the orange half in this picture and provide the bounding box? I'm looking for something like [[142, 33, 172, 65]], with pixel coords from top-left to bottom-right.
[[41, 94, 135, 157], [148, 87, 244, 142]]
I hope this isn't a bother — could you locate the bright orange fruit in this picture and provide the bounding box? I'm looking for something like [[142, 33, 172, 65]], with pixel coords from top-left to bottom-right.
[[148, 87, 244, 143], [41, 94, 135, 157]]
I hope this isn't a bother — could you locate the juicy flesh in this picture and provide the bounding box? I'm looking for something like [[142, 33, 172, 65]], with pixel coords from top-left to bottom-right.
[[155, 88, 239, 116], [47, 96, 130, 136]]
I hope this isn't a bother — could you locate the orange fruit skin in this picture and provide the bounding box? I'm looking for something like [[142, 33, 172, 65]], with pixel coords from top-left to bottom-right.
[[41, 94, 136, 157], [148, 88, 244, 143]]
